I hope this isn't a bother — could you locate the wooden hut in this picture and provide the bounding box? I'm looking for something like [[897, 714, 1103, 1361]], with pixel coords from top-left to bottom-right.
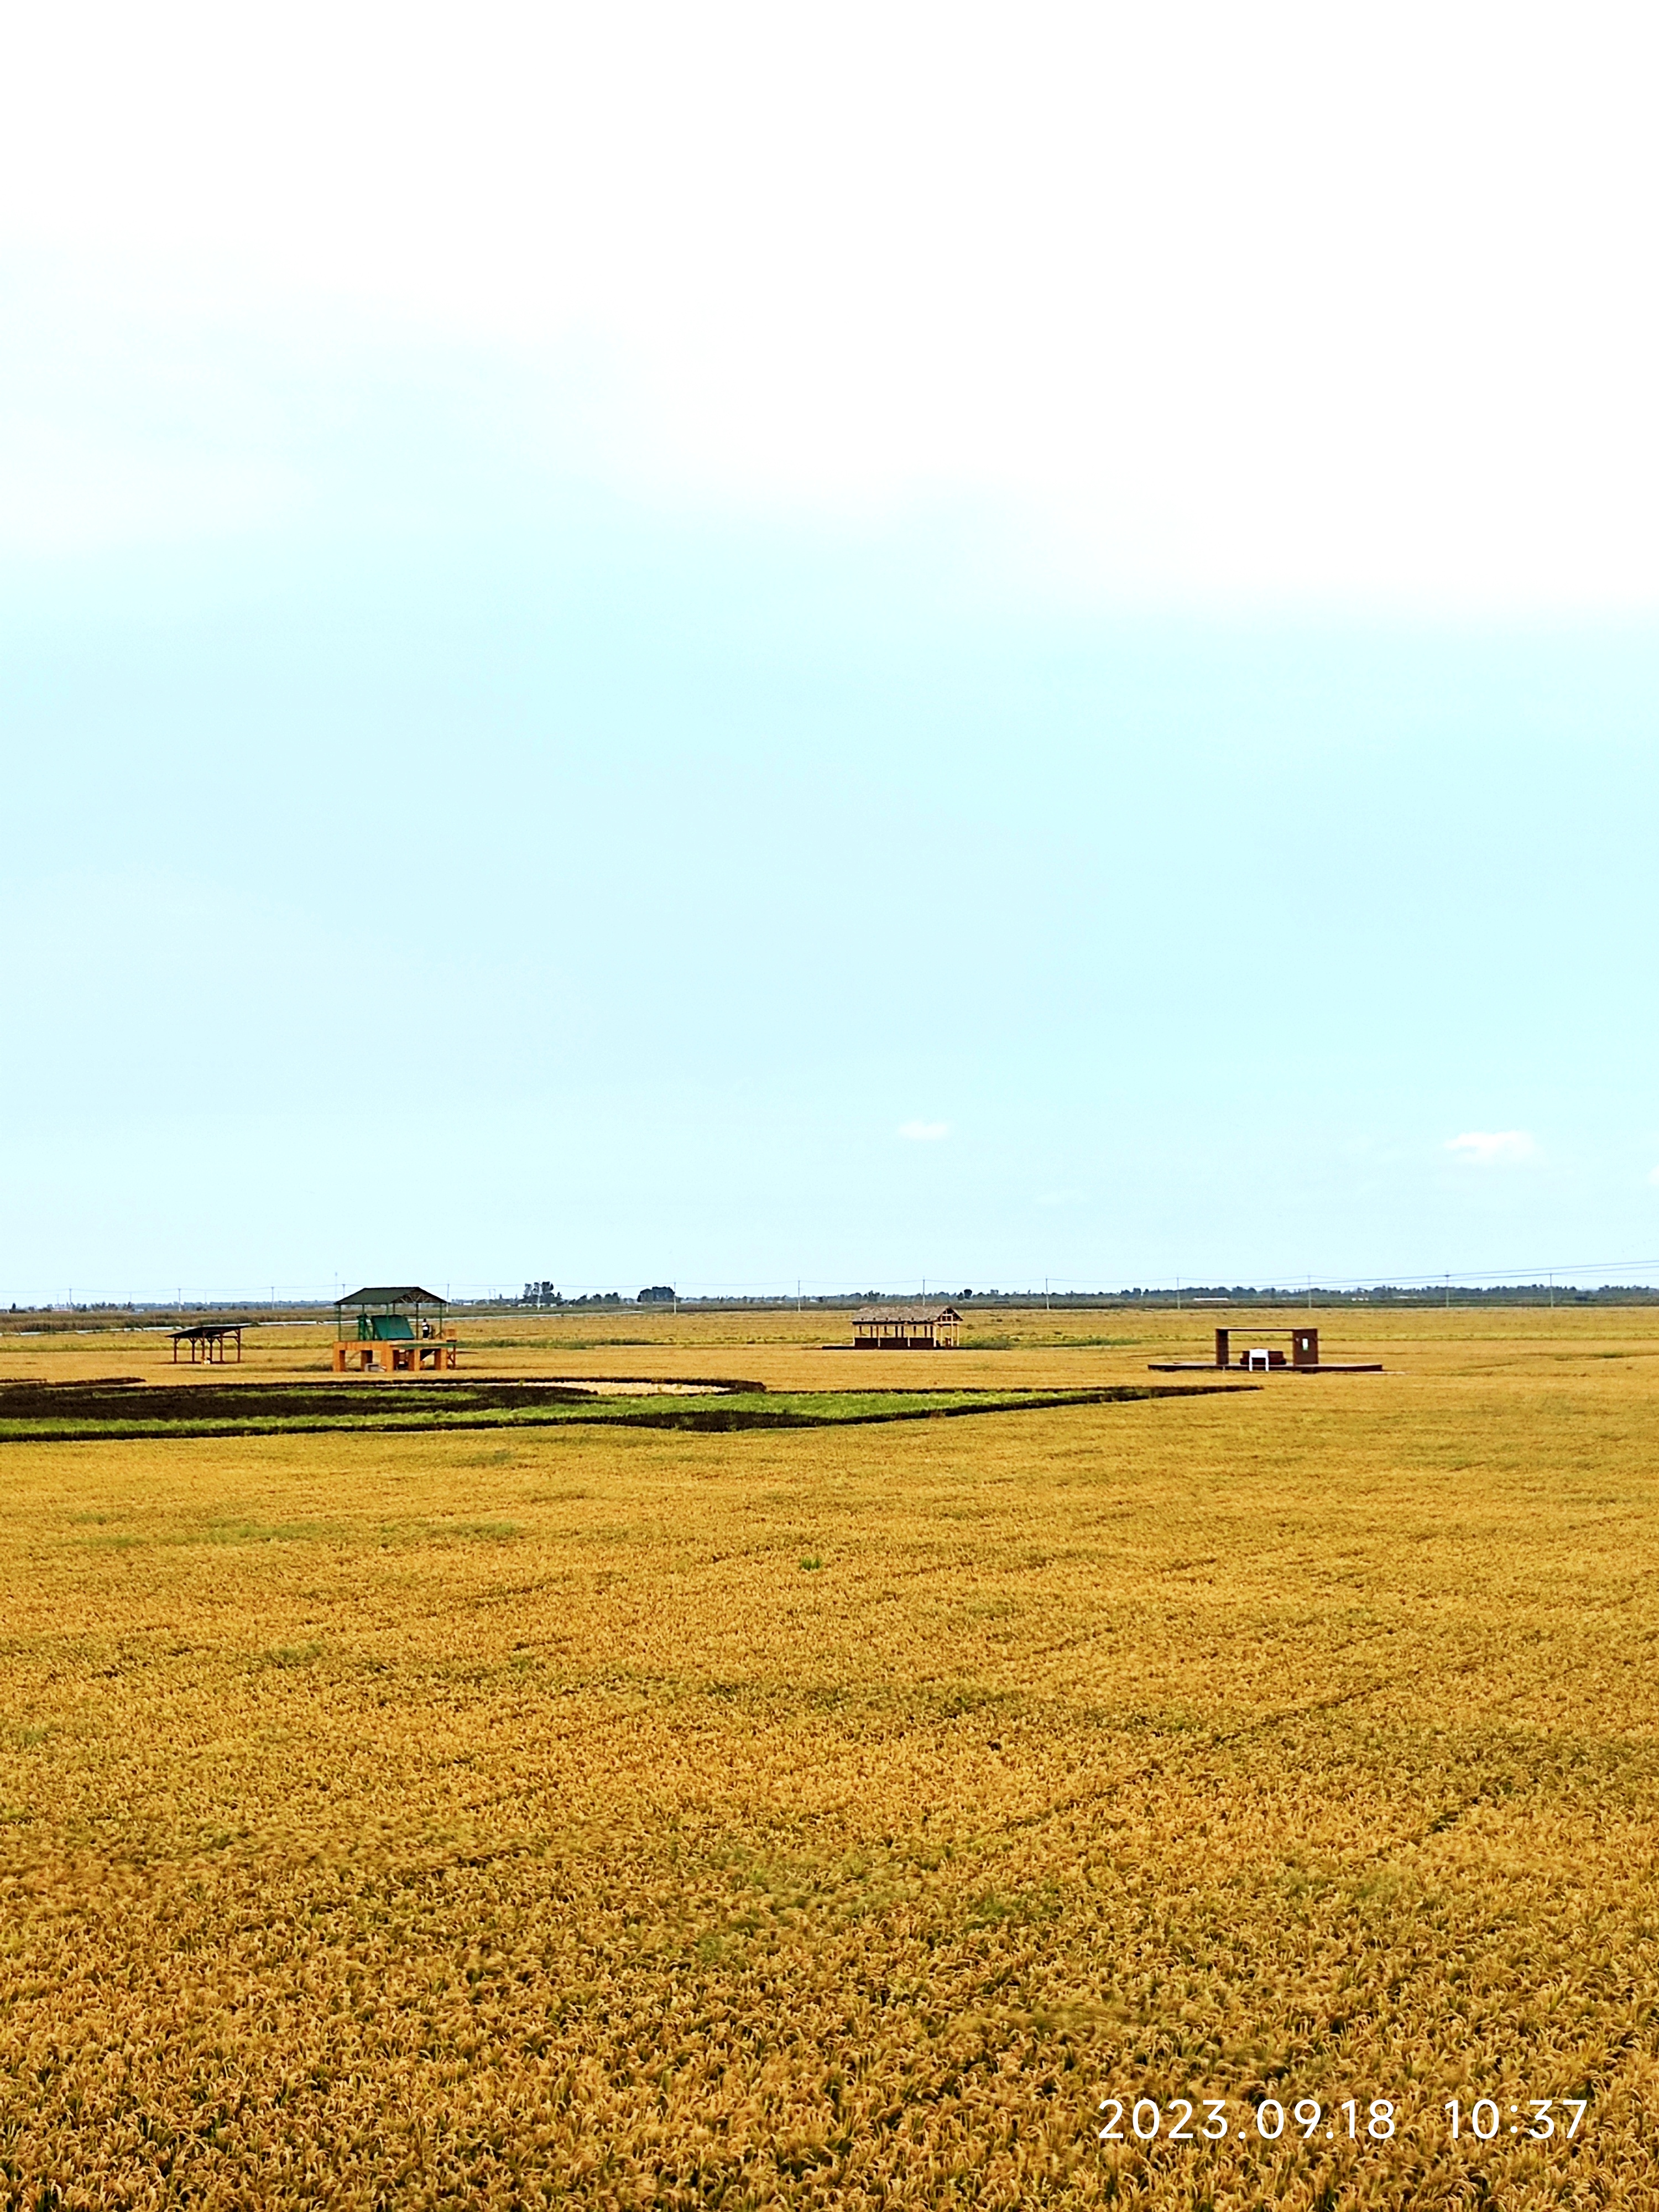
[[332, 1285, 458, 1373], [852, 1302, 962, 1350]]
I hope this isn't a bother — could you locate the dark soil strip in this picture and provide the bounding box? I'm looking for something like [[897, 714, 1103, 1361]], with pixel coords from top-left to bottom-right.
[[0, 1383, 1256, 1444], [0, 1378, 770, 1423]]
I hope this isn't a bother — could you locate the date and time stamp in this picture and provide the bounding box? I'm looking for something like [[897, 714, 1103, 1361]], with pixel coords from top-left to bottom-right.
[[1097, 2094, 1590, 2152]]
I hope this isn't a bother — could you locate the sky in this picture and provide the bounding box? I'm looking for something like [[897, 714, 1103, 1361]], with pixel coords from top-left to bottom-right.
[[4, 0, 1659, 1302]]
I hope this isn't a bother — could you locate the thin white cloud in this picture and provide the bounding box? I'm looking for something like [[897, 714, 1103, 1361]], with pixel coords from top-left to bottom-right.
[[1446, 1130, 1538, 1166], [898, 1120, 950, 1141], [1647, 1165, 1659, 1188]]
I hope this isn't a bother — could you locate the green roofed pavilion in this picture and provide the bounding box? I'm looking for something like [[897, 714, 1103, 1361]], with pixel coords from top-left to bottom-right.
[[335, 1286, 447, 1313], [332, 1287, 457, 1371]]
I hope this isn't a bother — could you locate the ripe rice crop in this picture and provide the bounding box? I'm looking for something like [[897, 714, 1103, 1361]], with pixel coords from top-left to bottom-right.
[[0, 1305, 1656, 2205]]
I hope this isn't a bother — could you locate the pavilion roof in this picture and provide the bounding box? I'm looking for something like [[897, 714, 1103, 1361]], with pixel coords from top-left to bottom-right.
[[334, 1285, 447, 1309]]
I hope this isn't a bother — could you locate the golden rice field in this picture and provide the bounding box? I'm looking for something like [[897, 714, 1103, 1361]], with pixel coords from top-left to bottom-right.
[[2, 1303, 1658, 2208]]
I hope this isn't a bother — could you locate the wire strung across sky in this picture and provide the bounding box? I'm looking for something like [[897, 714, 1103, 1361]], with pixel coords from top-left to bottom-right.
[[28, 1254, 1659, 1310]]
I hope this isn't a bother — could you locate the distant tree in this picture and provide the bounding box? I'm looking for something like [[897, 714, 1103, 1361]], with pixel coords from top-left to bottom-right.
[[638, 1285, 676, 1305]]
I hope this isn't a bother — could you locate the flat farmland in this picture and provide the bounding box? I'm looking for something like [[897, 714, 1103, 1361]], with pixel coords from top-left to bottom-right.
[[2, 1307, 1657, 2207]]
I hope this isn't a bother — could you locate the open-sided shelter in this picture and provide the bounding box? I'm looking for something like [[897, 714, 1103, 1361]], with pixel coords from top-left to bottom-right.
[[853, 1303, 963, 1350], [170, 1322, 247, 1365], [332, 1286, 458, 1373]]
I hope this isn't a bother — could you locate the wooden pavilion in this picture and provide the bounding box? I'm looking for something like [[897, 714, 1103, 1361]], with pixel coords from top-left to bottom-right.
[[852, 1302, 963, 1350], [170, 1321, 248, 1365], [332, 1286, 458, 1374]]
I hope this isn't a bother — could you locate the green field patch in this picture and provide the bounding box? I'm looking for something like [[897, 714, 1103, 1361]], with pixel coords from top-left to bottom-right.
[[185, 1518, 342, 1547], [247, 1642, 323, 1671]]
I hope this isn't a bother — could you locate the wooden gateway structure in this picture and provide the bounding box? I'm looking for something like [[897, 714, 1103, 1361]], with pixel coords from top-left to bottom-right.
[[853, 1302, 963, 1350], [332, 1285, 458, 1374], [1149, 1327, 1381, 1375]]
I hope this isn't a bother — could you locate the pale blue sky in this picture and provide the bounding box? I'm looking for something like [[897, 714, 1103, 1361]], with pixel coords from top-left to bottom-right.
[[4, 3, 1659, 1300]]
